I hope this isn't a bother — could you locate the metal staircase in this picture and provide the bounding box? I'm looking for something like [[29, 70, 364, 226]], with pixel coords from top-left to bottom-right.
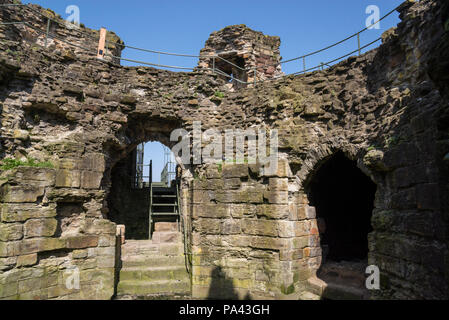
[[149, 182, 181, 239], [132, 143, 183, 243]]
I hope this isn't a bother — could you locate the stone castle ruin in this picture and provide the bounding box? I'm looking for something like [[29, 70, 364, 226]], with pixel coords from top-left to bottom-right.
[[0, 0, 448, 300], [196, 24, 283, 87]]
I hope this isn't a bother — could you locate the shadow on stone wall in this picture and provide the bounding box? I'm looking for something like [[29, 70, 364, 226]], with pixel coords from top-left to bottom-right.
[[207, 266, 240, 300]]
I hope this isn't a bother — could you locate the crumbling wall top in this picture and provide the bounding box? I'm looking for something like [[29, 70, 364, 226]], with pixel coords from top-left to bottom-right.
[[197, 24, 283, 87]]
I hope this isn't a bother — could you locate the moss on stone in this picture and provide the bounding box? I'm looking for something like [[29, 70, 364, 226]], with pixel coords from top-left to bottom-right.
[[281, 283, 295, 295], [0, 158, 54, 171]]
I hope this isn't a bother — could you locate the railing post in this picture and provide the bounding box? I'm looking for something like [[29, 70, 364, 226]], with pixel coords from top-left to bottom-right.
[[97, 27, 107, 59], [320, 62, 324, 71], [150, 160, 153, 186], [44, 18, 50, 47], [357, 33, 361, 56], [303, 56, 306, 73]]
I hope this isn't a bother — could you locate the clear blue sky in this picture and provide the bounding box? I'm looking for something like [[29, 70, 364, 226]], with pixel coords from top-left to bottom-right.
[[29, 0, 403, 74], [26, 0, 404, 178]]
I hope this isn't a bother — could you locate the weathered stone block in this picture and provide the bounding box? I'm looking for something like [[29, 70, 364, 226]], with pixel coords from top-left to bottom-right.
[[47, 188, 99, 203], [152, 232, 182, 244], [66, 236, 99, 249], [278, 221, 309, 238], [222, 164, 248, 178], [0, 223, 23, 241], [80, 153, 106, 172], [106, 112, 127, 124], [24, 218, 57, 238], [229, 204, 257, 218], [192, 190, 214, 203], [97, 256, 115, 268], [221, 219, 241, 235], [306, 206, 316, 219], [80, 171, 103, 189], [242, 219, 278, 237], [154, 222, 178, 232], [289, 203, 300, 221], [1, 185, 45, 203], [72, 249, 88, 259], [17, 238, 66, 255], [16, 254, 38, 267], [0, 241, 18, 257], [13, 129, 29, 141], [0, 204, 56, 223], [47, 285, 72, 299], [250, 236, 289, 250], [95, 247, 115, 256], [261, 158, 291, 178], [291, 236, 310, 250], [256, 204, 289, 220], [192, 179, 223, 190], [280, 249, 303, 261], [224, 178, 242, 190], [58, 159, 81, 170], [55, 170, 81, 188], [84, 219, 116, 235], [217, 187, 264, 204], [9, 167, 56, 187], [269, 178, 288, 191], [0, 281, 18, 298], [192, 265, 215, 277], [205, 164, 221, 179], [0, 256, 17, 271], [264, 190, 288, 204], [193, 219, 221, 234], [193, 204, 230, 219]]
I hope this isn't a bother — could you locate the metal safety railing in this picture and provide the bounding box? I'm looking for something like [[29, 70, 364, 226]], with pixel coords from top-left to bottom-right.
[[0, 2, 403, 86]]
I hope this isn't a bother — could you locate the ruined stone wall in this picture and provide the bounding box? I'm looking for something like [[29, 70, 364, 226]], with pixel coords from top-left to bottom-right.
[[0, 0, 123, 65], [0, 166, 117, 299], [190, 161, 318, 299], [197, 24, 283, 85], [0, 0, 448, 300]]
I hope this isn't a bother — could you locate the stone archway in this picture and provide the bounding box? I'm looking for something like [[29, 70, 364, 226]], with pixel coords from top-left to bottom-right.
[[99, 117, 195, 299], [304, 151, 377, 299]]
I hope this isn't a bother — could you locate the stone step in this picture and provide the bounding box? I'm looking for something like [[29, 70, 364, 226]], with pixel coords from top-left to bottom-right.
[[120, 266, 190, 282], [122, 242, 184, 257], [117, 279, 191, 296], [151, 231, 182, 244], [299, 291, 322, 300], [321, 282, 370, 300], [121, 255, 186, 268]]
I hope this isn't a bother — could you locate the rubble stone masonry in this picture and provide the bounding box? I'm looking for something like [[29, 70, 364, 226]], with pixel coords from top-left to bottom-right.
[[0, 0, 448, 299]]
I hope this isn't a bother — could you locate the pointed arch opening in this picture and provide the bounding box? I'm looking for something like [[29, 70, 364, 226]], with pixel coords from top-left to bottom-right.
[[306, 151, 377, 299]]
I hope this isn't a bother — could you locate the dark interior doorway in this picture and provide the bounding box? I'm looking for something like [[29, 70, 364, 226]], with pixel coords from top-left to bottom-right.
[[307, 152, 376, 262]]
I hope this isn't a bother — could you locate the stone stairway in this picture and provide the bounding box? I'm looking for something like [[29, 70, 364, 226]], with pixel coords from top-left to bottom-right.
[[116, 231, 191, 299]]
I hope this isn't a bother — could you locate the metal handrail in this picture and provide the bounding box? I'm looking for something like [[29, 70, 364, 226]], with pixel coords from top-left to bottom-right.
[[244, 5, 399, 71], [0, 1, 404, 85], [291, 37, 382, 76], [110, 42, 200, 58], [104, 53, 194, 71]]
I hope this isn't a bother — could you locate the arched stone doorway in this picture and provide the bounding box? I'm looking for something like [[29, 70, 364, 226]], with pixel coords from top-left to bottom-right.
[[305, 151, 377, 299], [100, 118, 193, 299], [107, 141, 178, 240]]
